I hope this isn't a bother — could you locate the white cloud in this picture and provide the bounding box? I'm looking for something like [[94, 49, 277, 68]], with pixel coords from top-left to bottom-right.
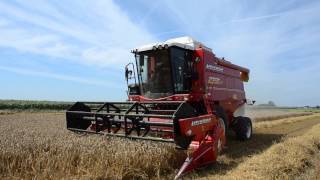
[[1, 0, 319, 105], [0, 29, 77, 59], [0, 0, 157, 67], [152, 0, 320, 106], [0, 65, 119, 88], [82, 47, 130, 67]]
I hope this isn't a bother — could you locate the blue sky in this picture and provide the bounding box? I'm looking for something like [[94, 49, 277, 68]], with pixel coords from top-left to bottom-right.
[[0, 0, 319, 106]]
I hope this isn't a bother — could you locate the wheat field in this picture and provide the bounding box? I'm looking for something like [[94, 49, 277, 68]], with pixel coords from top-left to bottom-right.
[[0, 113, 186, 179], [203, 122, 320, 179], [1, 110, 319, 179]]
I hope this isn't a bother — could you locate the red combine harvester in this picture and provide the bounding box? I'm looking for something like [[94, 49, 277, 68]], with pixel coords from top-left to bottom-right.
[[66, 37, 252, 179]]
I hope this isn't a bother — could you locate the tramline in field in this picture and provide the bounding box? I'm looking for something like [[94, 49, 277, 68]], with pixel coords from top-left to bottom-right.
[[66, 36, 253, 179]]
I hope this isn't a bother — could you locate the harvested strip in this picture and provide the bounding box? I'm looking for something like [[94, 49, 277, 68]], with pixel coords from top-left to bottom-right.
[[254, 113, 320, 129], [207, 123, 320, 179], [253, 112, 312, 122]]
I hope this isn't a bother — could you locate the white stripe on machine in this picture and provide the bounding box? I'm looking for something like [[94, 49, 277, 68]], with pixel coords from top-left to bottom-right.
[[191, 118, 211, 126]]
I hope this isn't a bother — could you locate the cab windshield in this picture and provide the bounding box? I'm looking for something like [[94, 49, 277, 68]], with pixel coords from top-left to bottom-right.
[[135, 47, 192, 99]]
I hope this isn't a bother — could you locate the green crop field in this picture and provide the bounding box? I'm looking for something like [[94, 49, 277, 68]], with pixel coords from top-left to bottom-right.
[[0, 100, 73, 111]]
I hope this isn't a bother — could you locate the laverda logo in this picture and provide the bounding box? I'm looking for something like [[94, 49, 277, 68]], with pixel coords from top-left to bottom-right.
[[191, 118, 211, 126], [208, 76, 223, 85], [206, 64, 223, 72]]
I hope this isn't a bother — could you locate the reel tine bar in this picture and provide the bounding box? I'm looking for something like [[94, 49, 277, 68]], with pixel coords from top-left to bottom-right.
[[66, 101, 184, 142]]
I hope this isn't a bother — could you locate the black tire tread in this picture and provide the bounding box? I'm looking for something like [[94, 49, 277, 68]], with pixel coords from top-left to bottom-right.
[[214, 106, 228, 133], [233, 116, 252, 141]]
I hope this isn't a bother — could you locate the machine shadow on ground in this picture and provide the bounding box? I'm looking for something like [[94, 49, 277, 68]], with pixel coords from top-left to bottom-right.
[[189, 132, 284, 177]]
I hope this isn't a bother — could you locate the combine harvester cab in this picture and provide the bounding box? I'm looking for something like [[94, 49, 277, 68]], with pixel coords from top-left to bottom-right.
[[66, 36, 252, 179]]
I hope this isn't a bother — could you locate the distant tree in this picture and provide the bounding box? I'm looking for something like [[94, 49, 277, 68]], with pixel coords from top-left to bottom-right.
[[257, 101, 277, 107], [267, 101, 276, 107]]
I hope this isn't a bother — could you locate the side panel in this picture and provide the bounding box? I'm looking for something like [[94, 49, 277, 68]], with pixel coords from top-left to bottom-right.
[[178, 114, 218, 141], [202, 50, 246, 122]]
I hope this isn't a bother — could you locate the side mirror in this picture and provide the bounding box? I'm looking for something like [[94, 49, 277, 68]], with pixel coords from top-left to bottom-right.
[[128, 84, 140, 95], [125, 67, 133, 81], [246, 99, 256, 105]]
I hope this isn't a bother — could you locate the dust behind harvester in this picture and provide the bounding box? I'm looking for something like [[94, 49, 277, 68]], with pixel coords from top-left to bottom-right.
[[66, 36, 253, 179]]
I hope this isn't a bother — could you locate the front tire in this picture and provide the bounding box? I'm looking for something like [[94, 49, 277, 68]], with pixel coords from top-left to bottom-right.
[[233, 116, 252, 141], [217, 117, 226, 154]]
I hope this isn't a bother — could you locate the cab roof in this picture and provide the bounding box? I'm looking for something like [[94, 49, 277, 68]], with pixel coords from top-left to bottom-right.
[[132, 36, 212, 53]]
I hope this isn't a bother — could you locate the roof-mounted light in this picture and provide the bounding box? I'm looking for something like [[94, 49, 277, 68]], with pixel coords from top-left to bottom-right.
[[164, 44, 169, 49], [152, 46, 157, 50], [158, 45, 163, 50]]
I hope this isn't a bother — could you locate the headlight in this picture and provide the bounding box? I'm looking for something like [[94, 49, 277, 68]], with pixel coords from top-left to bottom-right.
[[152, 46, 157, 50]]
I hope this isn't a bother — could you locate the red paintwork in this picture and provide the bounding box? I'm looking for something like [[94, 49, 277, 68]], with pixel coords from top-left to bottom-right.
[[179, 114, 216, 141], [128, 47, 249, 178], [129, 48, 249, 123], [175, 122, 225, 179]]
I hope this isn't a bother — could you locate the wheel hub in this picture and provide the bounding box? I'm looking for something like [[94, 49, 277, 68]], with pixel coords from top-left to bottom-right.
[[246, 124, 252, 138]]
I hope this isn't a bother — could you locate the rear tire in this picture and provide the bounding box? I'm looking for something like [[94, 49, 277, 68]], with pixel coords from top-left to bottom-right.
[[233, 116, 252, 141], [214, 106, 228, 134]]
